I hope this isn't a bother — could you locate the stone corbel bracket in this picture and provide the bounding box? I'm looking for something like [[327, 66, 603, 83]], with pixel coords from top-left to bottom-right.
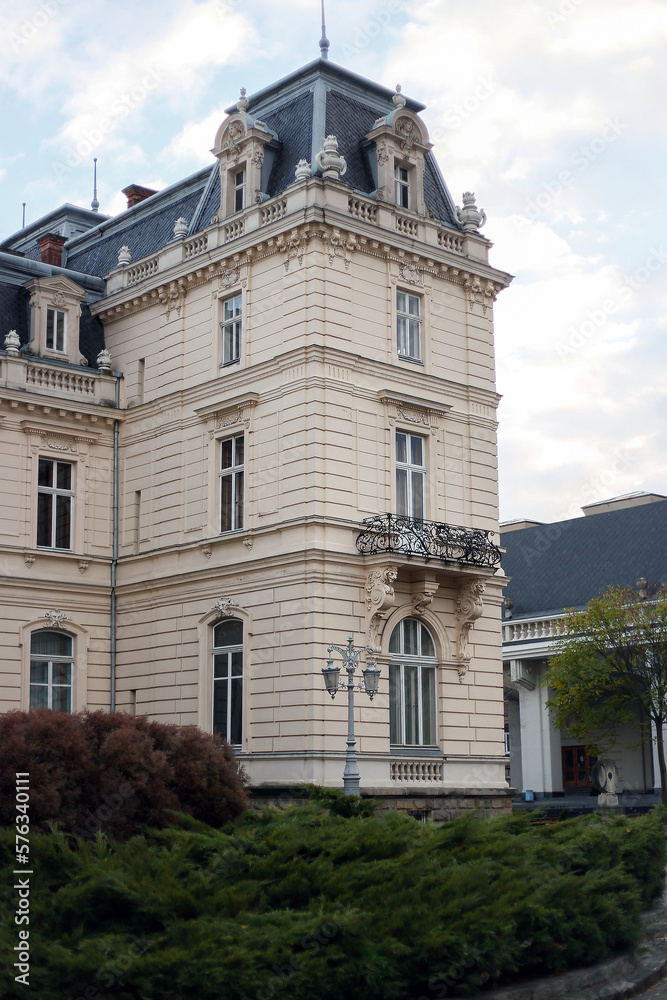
[[365, 565, 398, 651], [455, 579, 485, 680]]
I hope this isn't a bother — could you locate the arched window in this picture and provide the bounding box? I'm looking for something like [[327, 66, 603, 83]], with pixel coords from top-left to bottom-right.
[[389, 618, 437, 746], [30, 631, 73, 712], [212, 618, 243, 747]]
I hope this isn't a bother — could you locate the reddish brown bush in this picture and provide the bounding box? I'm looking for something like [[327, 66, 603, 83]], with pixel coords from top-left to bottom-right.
[[0, 710, 246, 839]]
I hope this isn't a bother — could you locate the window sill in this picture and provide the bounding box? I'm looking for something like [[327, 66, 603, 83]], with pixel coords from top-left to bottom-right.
[[390, 746, 443, 757], [397, 354, 424, 366], [219, 359, 241, 369]]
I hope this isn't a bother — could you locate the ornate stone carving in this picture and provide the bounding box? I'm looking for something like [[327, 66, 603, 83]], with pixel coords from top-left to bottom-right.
[[455, 579, 485, 679], [236, 87, 249, 113], [455, 192, 487, 233], [365, 566, 397, 652], [212, 596, 238, 618], [25, 554, 35, 569], [215, 410, 243, 429], [277, 229, 309, 271], [173, 217, 188, 238], [394, 116, 419, 155], [53, 291, 66, 308], [376, 186, 385, 202], [158, 281, 185, 320], [396, 406, 430, 427], [315, 135, 347, 180], [376, 141, 389, 166], [411, 592, 434, 615], [398, 262, 421, 285], [220, 266, 241, 289], [251, 147, 264, 167], [117, 245, 132, 266], [4, 329, 20, 356], [200, 544, 212, 559], [463, 274, 496, 314], [42, 610, 71, 629], [365, 566, 398, 611], [320, 228, 358, 270], [221, 120, 245, 162], [243, 536, 253, 550], [78, 561, 89, 574]]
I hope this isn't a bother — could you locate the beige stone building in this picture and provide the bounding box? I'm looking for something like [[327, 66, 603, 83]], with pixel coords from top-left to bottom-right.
[[0, 56, 512, 814]]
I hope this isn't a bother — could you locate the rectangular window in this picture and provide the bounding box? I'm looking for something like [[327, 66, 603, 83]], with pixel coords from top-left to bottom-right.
[[212, 618, 243, 747], [395, 165, 409, 208], [396, 291, 421, 361], [220, 294, 242, 366], [234, 169, 246, 212], [37, 458, 73, 549], [46, 308, 66, 351], [396, 432, 425, 520], [389, 662, 436, 746], [220, 434, 244, 532], [30, 631, 73, 712]]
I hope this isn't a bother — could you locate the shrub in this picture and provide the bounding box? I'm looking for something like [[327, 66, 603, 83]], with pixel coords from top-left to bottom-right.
[[0, 710, 246, 839]]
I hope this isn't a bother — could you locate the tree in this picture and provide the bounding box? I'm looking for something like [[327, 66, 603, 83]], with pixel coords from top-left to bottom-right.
[[545, 584, 667, 805]]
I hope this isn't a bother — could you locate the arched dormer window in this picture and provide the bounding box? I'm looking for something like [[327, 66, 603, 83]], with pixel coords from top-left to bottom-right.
[[30, 631, 73, 712], [212, 618, 243, 747], [389, 618, 437, 746]]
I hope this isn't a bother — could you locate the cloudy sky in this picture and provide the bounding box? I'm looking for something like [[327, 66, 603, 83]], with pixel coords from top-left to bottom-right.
[[1, 0, 666, 524]]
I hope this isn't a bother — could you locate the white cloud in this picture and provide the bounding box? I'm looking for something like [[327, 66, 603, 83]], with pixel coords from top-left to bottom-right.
[[161, 105, 228, 165]]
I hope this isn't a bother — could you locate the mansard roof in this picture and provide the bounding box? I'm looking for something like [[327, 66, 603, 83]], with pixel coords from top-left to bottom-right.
[[500, 499, 667, 619]]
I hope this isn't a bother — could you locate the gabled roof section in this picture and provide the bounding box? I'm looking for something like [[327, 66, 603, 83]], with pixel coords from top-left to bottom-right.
[[1, 205, 111, 261], [501, 500, 667, 618]]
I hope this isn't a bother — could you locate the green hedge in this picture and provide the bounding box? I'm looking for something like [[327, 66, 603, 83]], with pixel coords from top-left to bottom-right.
[[0, 792, 664, 999]]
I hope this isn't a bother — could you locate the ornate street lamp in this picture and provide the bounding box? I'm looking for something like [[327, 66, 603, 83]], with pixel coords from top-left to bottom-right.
[[322, 634, 380, 795]]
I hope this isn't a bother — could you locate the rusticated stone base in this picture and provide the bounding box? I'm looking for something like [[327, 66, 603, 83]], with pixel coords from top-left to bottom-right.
[[246, 783, 515, 823]]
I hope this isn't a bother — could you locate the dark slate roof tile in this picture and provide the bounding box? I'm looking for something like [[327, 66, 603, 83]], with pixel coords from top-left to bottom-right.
[[79, 301, 105, 365], [501, 501, 667, 617], [190, 164, 220, 233], [66, 188, 205, 277], [0, 282, 30, 343], [325, 90, 377, 193], [424, 152, 460, 229], [262, 91, 314, 197]]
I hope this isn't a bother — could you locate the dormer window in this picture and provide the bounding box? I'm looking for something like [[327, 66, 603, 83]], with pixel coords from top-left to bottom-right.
[[46, 308, 66, 352], [395, 165, 410, 209], [234, 169, 246, 212], [24, 275, 87, 366]]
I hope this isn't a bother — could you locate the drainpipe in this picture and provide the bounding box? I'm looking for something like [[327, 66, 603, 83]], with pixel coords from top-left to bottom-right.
[[110, 373, 121, 711]]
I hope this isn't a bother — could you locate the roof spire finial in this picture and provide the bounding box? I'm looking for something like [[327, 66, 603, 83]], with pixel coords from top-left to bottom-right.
[[319, 0, 330, 59], [91, 157, 99, 212]]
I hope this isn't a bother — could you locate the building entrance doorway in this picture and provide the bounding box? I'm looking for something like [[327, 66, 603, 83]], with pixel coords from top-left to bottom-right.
[[562, 746, 592, 788]]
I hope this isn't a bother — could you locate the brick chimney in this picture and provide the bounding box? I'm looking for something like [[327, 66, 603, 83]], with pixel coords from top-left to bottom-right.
[[122, 184, 157, 210], [37, 233, 67, 267]]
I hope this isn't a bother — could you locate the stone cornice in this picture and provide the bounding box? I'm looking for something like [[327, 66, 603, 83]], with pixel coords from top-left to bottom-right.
[[20, 418, 103, 445], [90, 217, 511, 325]]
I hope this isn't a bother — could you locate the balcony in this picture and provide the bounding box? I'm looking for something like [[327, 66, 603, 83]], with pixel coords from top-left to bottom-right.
[[356, 513, 501, 569]]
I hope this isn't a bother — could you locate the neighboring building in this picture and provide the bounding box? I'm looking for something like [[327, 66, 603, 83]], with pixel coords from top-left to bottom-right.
[[0, 53, 513, 816], [502, 492, 667, 799]]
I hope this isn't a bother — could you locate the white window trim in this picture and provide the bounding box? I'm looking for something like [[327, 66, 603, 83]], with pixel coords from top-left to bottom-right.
[[396, 289, 422, 362], [219, 433, 245, 533], [233, 168, 246, 213], [29, 634, 74, 712], [395, 430, 426, 520], [220, 291, 243, 367], [389, 619, 438, 748], [46, 307, 67, 353], [212, 621, 244, 749], [394, 163, 410, 209], [36, 457, 74, 550], [197, 606, 253, 753], [19, 619, 90, 713]]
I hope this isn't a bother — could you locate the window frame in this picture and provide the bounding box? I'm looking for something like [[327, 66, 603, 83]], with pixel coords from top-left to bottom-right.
[[29, 630, 74, 712], [389, 618, 438, 748], [396, 289, 422, 362], [46, 307, 67, 352], [220, 292, 243, 367], [394, 163, 410, 209], [219, 433, 244, 533], [234, 168, 246, 213], [395, 431, 426, 520], [37, 457, 74, 550], [212, 618, 244, 748]]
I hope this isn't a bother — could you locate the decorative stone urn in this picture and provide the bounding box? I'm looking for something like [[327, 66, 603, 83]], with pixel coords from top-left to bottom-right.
[[591, 758, 621, 808], [455, 192, 487, 232], [4, 329, 20, 356], [315, 135, 347, 180], [173, 217, 188, 238], [117, 245, 132, 266], [294, 159, 311, 181], [97, 348, 112, 373]]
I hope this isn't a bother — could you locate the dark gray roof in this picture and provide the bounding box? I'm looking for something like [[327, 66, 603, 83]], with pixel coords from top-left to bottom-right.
[[262, 91, 314, 198], [66, 187, 205, 277], [0, 281, 30, 343], [501, 501, 667, 618], [325, 89, 377, 193]]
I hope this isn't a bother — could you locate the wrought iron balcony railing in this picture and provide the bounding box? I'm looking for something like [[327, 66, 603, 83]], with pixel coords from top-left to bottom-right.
[[356, 513, 501, 569]]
